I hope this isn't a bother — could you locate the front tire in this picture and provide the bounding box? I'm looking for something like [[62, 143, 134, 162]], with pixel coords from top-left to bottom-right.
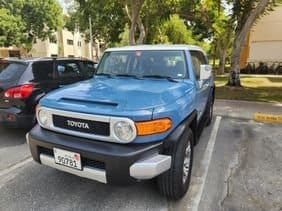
[[157, 128, 194, 200]]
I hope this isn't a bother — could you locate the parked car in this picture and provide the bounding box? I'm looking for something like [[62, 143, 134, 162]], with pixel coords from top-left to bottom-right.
[[0, 57, 97, 128], [27, 45, 215, 199]]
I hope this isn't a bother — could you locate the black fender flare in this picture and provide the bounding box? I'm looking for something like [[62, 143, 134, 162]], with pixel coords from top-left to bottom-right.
[[35, 92, 45, 102], [163, 110, 197, 151]]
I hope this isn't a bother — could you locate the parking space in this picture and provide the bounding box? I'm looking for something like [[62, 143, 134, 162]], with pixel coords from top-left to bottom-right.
[[0, 117, 281, 211], [0, 127, 30, 172]]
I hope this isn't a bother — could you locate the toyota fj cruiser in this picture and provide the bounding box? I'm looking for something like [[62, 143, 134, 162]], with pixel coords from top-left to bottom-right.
[[27, 45, 215, 199]]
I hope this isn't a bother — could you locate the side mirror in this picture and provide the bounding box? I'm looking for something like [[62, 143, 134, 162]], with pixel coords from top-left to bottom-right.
[[94, 63, 98, 69], [200, 64, 212, 80]]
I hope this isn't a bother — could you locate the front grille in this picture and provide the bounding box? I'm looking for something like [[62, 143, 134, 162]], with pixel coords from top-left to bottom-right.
[[39, 147, 54, 156], [52, 114, 110, 136], [82, 157, 106, 170]]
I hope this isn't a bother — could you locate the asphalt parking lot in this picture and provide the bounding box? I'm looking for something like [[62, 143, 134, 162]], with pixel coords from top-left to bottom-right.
[[0, 116, 281, 211]]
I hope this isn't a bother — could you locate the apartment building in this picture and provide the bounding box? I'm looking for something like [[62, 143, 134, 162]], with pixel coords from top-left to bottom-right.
[[240, 5, 282, 69], [0, 46, 25, 58], [30, 29, 102, 61], [0, 29, 102, 61]]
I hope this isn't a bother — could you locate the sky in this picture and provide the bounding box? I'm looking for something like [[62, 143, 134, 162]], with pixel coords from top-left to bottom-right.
[[58, 0, 233, 15], [58, 0, 72, 13]]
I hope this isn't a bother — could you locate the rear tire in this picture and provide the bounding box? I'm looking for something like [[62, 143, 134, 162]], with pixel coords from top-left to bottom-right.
[[206, 99, 213, 126], [157, 128, 194, 200]]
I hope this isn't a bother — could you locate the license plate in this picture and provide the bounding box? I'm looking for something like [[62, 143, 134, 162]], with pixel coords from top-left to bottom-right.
[[53, 148, 82, 170]]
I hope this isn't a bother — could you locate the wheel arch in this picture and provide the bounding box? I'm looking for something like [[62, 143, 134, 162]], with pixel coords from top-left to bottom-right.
[[163, 110, 198, 150]]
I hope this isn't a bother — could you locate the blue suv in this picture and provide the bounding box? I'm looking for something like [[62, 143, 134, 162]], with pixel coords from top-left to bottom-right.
[[27, 45, 215, 199]]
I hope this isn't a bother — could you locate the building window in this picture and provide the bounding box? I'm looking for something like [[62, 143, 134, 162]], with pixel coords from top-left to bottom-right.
[[68, 55, 74, 58], [50, 36, 57, 44], [67, 39, 74, 45], [77, 41, 82, 47], [51, 54, 57, 57]]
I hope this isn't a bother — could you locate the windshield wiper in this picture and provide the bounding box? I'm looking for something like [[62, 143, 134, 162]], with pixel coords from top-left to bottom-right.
[[142, 75, 179, 82], [115, 74, 143, 80], [95, 73, 114, 78]]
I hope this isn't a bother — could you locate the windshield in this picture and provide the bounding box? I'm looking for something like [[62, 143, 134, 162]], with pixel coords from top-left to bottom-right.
[[96, 50, 187, 79], [0, 61, 27, 81]]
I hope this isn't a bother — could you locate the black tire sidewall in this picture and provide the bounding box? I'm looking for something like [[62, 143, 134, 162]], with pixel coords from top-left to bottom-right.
[[206, 99, 213, 126], [157, 128, 194, 199], [174, 129, 194, 195]]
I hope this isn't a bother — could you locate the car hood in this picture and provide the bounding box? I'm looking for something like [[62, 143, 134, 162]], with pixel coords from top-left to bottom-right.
[[40, 77, 194, 115]]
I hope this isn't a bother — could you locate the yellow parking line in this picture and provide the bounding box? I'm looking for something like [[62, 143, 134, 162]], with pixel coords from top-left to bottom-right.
[[254, 113, 282, 124]]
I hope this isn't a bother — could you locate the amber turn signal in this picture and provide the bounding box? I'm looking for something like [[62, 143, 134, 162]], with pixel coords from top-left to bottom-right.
[[135, 118, 172, 136]]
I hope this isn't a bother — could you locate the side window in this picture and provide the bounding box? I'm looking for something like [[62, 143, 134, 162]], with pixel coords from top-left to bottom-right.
[[190, 51, 207, 80], [56, 62, 82, 78], [32, 61, 54, 82], [83, 61, 96, 77]]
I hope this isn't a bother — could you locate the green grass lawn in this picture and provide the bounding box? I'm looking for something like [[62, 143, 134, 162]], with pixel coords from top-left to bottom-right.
[[215, 75, 282, 103]]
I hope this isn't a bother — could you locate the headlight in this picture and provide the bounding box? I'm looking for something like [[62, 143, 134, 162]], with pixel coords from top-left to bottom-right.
[[113, 121, 135, 142], [37, 109, 50, 127]]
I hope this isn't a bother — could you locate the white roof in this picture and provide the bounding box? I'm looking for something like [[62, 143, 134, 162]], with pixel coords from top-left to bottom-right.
[[105, 44, 205, 53]]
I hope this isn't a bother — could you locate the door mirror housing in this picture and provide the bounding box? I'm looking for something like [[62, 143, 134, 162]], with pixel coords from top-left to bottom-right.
[[94, 63, 98, 70], [200, 64, 212, 80]]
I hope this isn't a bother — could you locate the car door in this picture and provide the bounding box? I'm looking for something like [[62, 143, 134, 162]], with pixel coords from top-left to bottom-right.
[[190, 50, 210, 120], [31, 61, 59, 93]]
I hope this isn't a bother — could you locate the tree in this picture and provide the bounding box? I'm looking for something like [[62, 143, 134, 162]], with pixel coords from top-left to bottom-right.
[[73, 0, 179, 45], [124, 0, 178, 45], [153, 15, 198, 45], [227, 0, 279, 86], [212, 13, 234, 74], [0, 8, 26, 47], [72, 0, 126, 44], [0, 0, 63, 50], [124, 0, 145, 45], [21, 0, 63, 44], [179, 0, 220, 41]]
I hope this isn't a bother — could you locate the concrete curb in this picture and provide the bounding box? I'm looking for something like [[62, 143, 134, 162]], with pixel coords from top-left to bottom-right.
[[254, 113, 282, 124], [214, 99, 282, 124]]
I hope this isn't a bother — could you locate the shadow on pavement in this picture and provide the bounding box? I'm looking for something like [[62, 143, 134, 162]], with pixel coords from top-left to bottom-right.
[[0, 126, 29, 147]]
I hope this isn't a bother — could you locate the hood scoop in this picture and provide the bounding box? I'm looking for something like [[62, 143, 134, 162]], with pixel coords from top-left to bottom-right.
[[60, 97, 118, 107]]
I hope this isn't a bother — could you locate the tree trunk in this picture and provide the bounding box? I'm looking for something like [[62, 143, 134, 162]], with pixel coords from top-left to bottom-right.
[[57, 30, 64, 56], [136, 16, 146, 44], [228, 0, 270, 86], [218, 27, 233, 75], [212, 44, 216, 68], [228, 35, 242, 86], [128, 0, 137, 45], [127, 0, 145, 45], [218, 48, 227, 75]]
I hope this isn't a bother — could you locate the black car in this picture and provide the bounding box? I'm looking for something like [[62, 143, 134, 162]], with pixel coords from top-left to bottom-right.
[[0, 57, 97, 128]]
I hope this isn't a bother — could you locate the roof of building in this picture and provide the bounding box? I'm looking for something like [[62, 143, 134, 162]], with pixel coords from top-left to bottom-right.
[[105, 44, 205, 53]]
